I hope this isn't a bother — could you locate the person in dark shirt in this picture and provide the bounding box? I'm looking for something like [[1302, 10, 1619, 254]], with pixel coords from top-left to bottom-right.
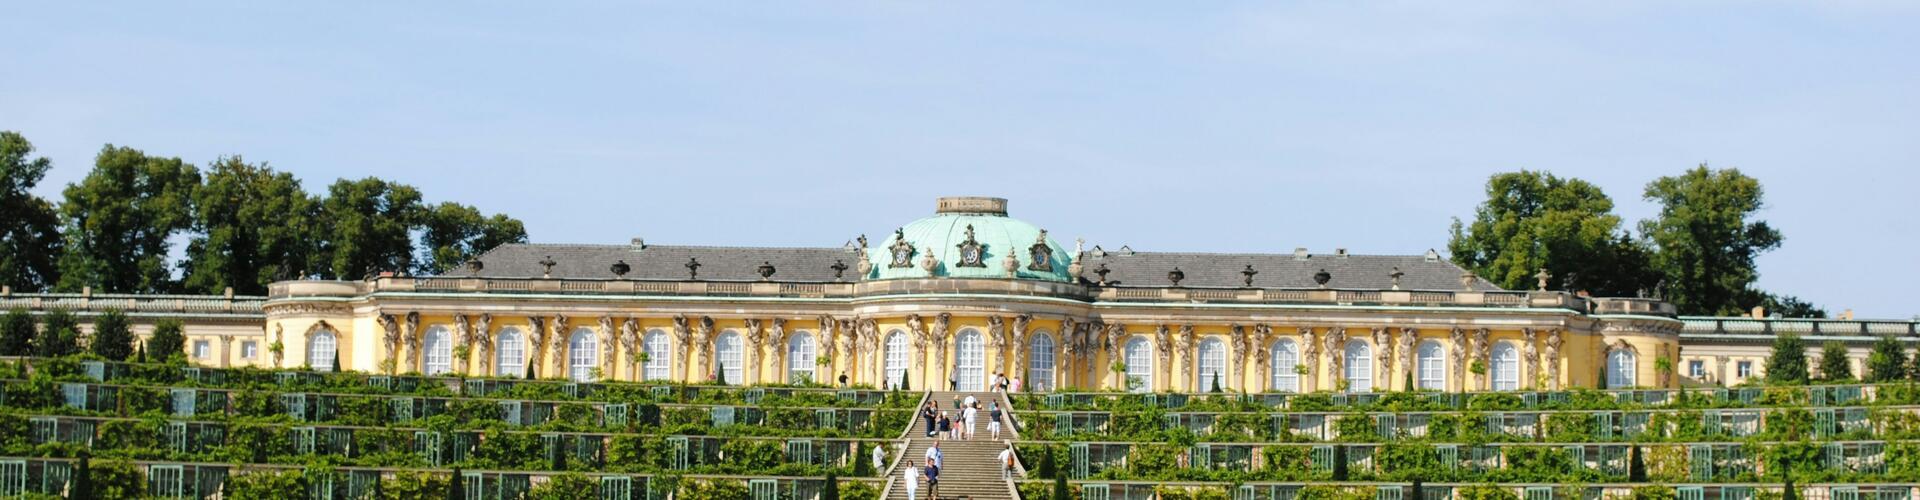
[[920, 402, 938, 437]]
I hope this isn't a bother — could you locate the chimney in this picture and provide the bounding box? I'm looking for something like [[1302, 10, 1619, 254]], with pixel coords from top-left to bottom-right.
[[223, 287, 234, 299], [1841, 309, 1854, 320], [1750, 306, 1766, 319], [1293, 248, 1310, 260], [1, 285, 9, 297], [631, 237, 646, 250], [1335, 248, 1348, 259], [1424, 249, 1439, 262]]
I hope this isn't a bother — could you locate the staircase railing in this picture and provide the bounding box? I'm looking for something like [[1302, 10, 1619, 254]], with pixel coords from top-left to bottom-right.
[[998, 390, 1028, 499]]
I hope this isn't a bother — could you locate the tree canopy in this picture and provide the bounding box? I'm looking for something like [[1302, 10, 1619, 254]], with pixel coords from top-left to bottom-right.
[[1449, 170, 1654, 296], [419, 201, 528, 275], [1640, 165, 1785, 316], [57, 145, 201, 293], [318, 177, 424, 280], [1765, 332, 1808, 385], [183, 156, 320, 295], [90, 308, 135, 361], [0, 131, 64, 291]]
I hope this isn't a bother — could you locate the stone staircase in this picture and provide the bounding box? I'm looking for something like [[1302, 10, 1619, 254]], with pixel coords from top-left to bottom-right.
[[885, 391, 1021, 500]]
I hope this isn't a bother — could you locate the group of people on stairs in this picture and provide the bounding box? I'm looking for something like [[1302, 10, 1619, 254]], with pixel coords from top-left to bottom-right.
[[901, 390, 1019, 500], [918, 393, 1006, 440]]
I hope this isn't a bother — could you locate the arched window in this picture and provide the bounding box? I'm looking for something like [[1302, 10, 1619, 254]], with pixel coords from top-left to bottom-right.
[[1492, 341, 1520, 391], [1028, 332, 1056, 392], [309, 330, 337, 371], [495, 327, 525, 377], [1417, 340, 1446, 390], [568, 328, 597, 382], [956, 328, 985, 391], [788, 332, 816, 383], [1344, 340, 1373, 393], [715, 331, 742, 384], [642, 330, 671, 380], [422, 326, 452, 375], [1608, 349, 1637, 389], [884, 330, 908, 390], [1270, 339, 1299, 393], [1198, 338, 1227, 392], [1124, 337, 1153, 393]]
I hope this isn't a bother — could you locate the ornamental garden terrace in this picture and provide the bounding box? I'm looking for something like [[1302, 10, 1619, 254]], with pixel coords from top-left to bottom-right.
[[2, 195, 1918, 499]]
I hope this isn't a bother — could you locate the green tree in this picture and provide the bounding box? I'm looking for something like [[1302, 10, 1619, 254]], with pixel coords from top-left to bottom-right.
[[0, 131, 64, 291], [821, 471, 839, 500], [1817, 341, 1852, 381], [1757, 293, 1827, 319], [318, 177, 422, 279], [1640, 165, 1783, 315], [419, 201, 527, 275], [1052, 472, 1069, 500], [446, 468, 465, 500], [0, 307, 33, 355], [527, 472, 596, 500], [183, 156, 320, 295], [57, 144, 200, 293], [1449, 170, 1655, 296], [71, 449, 92, 499], [148, 319, 188, 363], [1867, 335, 1908, 382], [1767, 332, 1809, 384], [90, 308, 135, 361], [1628, 445, 1646, 482], [35, 308, 80, 357]]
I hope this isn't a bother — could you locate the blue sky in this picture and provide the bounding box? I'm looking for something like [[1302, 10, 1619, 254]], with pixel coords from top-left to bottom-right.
[[3, 2, 1915, 317]]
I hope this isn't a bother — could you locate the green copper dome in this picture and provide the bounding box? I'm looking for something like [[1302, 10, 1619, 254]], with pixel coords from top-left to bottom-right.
[[865, 197, 1076, 282]]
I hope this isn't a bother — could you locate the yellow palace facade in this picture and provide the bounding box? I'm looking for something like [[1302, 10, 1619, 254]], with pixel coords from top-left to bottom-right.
[[255, 197, 1689, 393]]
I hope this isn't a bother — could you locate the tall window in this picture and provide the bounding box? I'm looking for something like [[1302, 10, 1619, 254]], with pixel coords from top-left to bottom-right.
[[309, 330, 336, 371], [495, 327, 525, 377], [1198, 338, 1226, 392], [956, 329, 985, 391], [1271, 339, 1299, 393], [885, 331, 908, 390], [194, 340, 210, 360], [788, 332, 816, 383], [1607, 349, 1637, 388], [643, 330, 671, 380], [1492, 341, 1520, 391], [715, 331, 742, 384], [1417, 340, 1446, 390], [1344, 340, 1372, 393], [422, 326, 452, 375], [568, 328, 597, 382], [1124, 337, 1153, 393], [1028, 332, 1056, 392]]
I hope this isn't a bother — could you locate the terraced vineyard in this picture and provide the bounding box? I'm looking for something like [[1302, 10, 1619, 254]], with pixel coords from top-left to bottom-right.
[[1007, 387, 1920, 500], [0, 357, 916, 499]]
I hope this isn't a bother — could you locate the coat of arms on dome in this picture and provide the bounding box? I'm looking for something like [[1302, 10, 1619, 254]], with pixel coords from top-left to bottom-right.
[[1027, 229, 1055, 272], [888, 228, 916, 268], [955, 224, 987, 268]]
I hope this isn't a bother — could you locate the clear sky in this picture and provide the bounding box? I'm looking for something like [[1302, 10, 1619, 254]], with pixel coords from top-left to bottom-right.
[[3, 2, 1915, 318]]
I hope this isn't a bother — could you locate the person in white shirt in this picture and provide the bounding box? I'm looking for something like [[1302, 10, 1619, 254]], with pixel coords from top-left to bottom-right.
[[998, 444, 1018, 479], [963, 394, 977, 408], [962, 403, 979, 440], [903, 460, 919, 500], [872, 443, 886, 474], [1011, 377, 1022, 393]]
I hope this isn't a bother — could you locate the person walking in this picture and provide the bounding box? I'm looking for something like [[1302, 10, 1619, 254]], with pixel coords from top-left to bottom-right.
[[988, 401, 1004, 439], [962, 402, 979, 440], [871, 443, 886, 473], [938, 412, 953, 440], [949, 373, 958, 391], [999, 444, 1018, 479], [924, 442, 944, 500], [903, 460, 919, 500], [920, 402, 938, 437]]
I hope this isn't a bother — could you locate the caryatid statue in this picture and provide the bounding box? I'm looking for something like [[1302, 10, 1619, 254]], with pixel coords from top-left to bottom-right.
[[1522, 328, 1539, 389], [1229, 325, 1249, 391], [1323, 327, 1346, 388], [376, 314, 398, 374], [454, 314, 472, 374], [931, 313, 951, 384], [1449, 327, 1467, 390], [475, 314, 494, 374], [1543, 329, 1564, 389], [672, 316, 691, 379], [619, 318, 640, 379], [547, 315, 570, 377], [743, 318, 765, 384], [1373, 327, 1393, 389], [401, 312, 420, 373], [524, 316, 546, 376], [598, 316, 618, 378], [907, 314, 928, 370], [1010, 314, 1032, 378], [987, 316, 1007, 373]]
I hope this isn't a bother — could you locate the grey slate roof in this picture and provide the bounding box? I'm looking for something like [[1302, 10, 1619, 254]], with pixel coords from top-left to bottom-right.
[[461, 243, 863, 282], [456, 242, 1503, 291], [1078, 250, 1503, 291]]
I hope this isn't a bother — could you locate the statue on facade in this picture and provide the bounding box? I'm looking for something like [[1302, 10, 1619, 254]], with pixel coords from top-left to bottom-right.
[[1373, 327, 1393, 386], [907, 314, 928, 370], [1300, 327, 1319, 381], [1229, 325, 1249, 389], [1544, 329, 1563, 390], [1449, 327, 1466, 389], [402, 312, 420, 373], [475, 314, 493, 374], [620, 317, 639, 379], [988, 316, 1007, 373], [1011, 314, 1031, 374], [931, 313, 951, 382], [454, 314, 472, 368], [743, 319, 765, 383], [1473, 328, 1491, 389], [1522, 328, 1539, 388], [1324, 327, 1346, 387], [376, 314, 399, 374], [599, 316, 618, 377], [1398, 327, 1417, 381], [549, 315, 571, 377], [672, 316, 691, 379]]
